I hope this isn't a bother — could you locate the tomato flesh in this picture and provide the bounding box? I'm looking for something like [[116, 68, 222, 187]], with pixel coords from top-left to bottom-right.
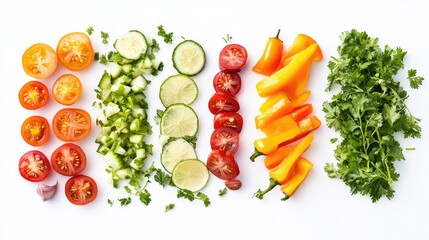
[[206, 150, 240, 181], [22, 43, 57, 79], [208, 92, 240, 114], [210, 127, 239, 154], [65, 175, 98, 205], [51, 143, 86, 176], [52, 108, 91, 142], [21, 116, 50, 146], [19, 81, 49, 110], [219, 44, 248, 72], [56, 32, 94, 71], [214, 111, 243, 133], [213, 70, 242, 96], [225, 179, 242, 190], [52, 74, 82, 105], [19, 150, 51, 182]]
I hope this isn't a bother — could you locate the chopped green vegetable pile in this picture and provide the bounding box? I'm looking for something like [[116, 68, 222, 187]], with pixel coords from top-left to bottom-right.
[[323, 29, 424, 202]]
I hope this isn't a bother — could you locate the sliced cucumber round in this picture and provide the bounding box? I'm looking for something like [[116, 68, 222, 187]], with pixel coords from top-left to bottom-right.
[[161, 138, 197, 173], [171, 159, 209, 192], [160, 103, 199, 138], [114, 30, 148, 60], [172, 40, 206, 76], [159, 74, 199, 107]]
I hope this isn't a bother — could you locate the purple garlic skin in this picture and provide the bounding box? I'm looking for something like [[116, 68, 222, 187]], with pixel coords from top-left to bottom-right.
[[36, 181, 58, 201]]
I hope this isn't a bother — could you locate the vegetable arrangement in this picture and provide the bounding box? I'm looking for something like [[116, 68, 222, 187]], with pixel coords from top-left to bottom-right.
[[207, 39, 248, 190], [19, 31, 97, 205], [323, 29, 424, 202], [251, 30, 322, 200]]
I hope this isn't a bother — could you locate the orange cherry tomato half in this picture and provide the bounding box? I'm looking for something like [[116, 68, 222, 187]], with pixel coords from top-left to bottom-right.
[[22, 43, 57, 79], [21, 116, 50, 146], [19, 150, 51, 182], [51, 143, 87, 176], [52, 74, 82, 105], [56, 32, 94, 71], [52, 108, 91, 142], [18, 81, 49, 110], [65, 175, 98, 205]]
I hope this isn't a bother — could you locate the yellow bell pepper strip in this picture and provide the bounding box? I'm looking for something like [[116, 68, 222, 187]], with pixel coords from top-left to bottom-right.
[[291, 90, 311, 108], [279, 115, 321, 147], [284, 60, 313, 100], [255, 92, 293, 129], [260, 115, 297, 137], [277, 33, 323, 70], [280, 157, 313, 201], [253, 134, 314, 199], [252, 29, 284, 76], [256, 43, 319, 97], [253, 125, 301, 155], [264, 144, 295, 170]]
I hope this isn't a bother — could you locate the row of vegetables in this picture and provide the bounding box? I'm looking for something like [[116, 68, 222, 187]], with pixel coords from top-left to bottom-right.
[[17, 25, 423, 207]]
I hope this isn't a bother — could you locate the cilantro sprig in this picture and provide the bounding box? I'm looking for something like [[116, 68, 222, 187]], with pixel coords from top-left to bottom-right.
[[324, 29, 424, 202]]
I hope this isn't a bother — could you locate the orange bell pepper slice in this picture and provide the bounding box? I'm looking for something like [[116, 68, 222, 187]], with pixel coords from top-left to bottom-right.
[[289, 104, 313, 122], [280, 157, 313, 200], [277, 33, 323, 70], [253, 125, 301, 155], [280, 116, 321, 147], [260, 115, 297, 137], [291, 91, 311, 108], [269, 133, 314, 184], [255, 91, 293, 129], [264, 144, 295, 170], [252, 29, 284, 76], [256, 43, 319, 97]]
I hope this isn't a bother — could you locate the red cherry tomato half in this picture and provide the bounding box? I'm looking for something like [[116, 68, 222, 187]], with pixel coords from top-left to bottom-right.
[[206, 150, 240, 181], [210, 127, 239, 154], [219, 44, 248, 72], [213, 70, 242, 96], [51, 143, 87, 176], [19, 150, 51, 182], [65, 175, 98, 205], [208, 92, 240, 115], [214, 111, 243, 133], [21, 116, 50, 147]]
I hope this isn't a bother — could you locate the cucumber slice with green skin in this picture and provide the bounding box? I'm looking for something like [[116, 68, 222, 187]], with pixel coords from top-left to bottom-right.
[[160, 103, 199, 138], [159, 74, 199, 107], [161, 138, 198, 173], [114, 30, 148, 60], [172, 40, 206, 76]]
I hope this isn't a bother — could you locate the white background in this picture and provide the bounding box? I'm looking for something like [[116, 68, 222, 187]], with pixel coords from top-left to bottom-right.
[[1, 0, 428, 239]]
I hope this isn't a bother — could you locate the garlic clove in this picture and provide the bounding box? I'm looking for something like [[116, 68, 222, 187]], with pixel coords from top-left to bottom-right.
[[36, 181, 58, 201]]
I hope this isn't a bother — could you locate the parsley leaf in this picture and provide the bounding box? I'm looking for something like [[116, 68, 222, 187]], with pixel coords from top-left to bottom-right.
[[324, 29, 423, 202], [157, 25, 173, 44], [101, 31, 109, 44], [165, 204, 175, 212], [86, 26, 94, 36], [154, 168, 171, 187], [218, 188, 227, 197], [408, 69, 424, 89]]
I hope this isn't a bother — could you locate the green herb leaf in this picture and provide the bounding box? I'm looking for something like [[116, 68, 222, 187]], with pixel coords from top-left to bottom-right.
[[218, 188, 227, 197], [86, 26, 94, 36], [101, 31, 109, 44], [165, 203, 175, 212], [408, 69, 424, 89], [157, 25, 173, 44], [154, 168, 171, 187]]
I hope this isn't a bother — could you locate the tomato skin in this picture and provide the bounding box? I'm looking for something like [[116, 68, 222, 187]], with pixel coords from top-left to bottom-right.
[[51, 143, 86, 176], [52, 74, 82, 105], [225, 179, 242, 190], [214, 111, 243, 133], [213, 70, 242, 96], [19, 81, 49, 110], [219, 44, 248, 72], [22, 43, 57, 79], [208, 92, 240, 115], [65, 175, 98, 205], [52, 108, 91, 142], [210, 127, 239, 154], [206, 150, 240, 181], [56, 32, 94, 71], [21, 116, 50, 146], [19, 150, 51, 182]]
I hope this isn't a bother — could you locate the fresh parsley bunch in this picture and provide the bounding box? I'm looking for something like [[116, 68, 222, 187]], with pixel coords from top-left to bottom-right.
[[323, 29, 424, 202]]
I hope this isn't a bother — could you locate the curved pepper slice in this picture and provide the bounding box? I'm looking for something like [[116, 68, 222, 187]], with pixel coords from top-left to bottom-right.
[[255, 91, 293, 129], [280, 157, 313, 201], [252, 29, 284, 76], [264, 144, 295, 170], [256, 43, 319, 97], [253, 125, 301, 155], [277, 33, 323, 69]]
